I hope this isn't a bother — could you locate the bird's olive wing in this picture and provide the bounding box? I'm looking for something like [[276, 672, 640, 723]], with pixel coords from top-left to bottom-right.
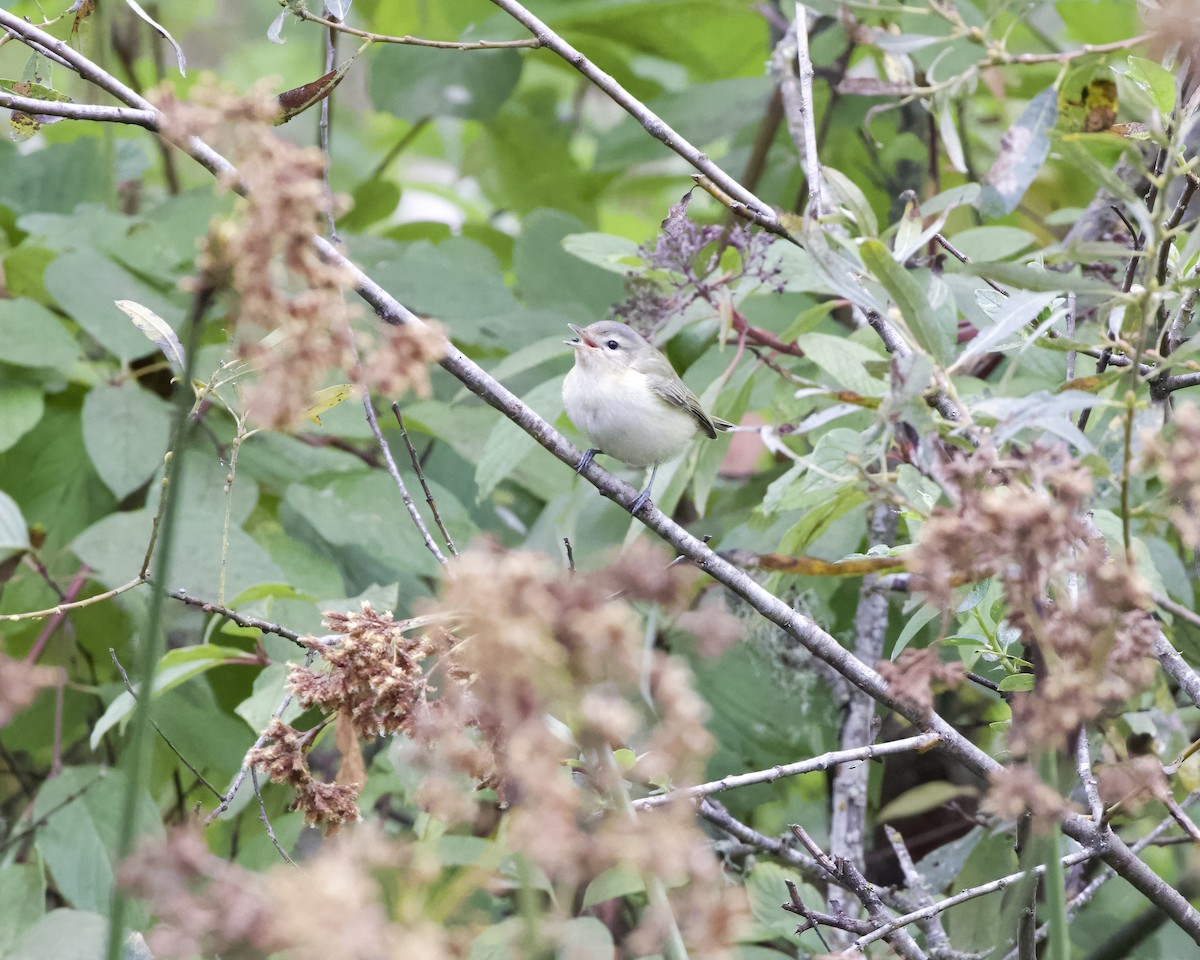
[[647, 375, 718, 439]]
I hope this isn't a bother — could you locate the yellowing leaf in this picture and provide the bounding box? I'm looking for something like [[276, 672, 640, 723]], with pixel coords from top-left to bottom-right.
[[305, 384, 354, 425]]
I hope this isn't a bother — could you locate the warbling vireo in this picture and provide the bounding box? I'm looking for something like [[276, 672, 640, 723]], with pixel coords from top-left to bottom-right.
[[562, 321, 732, 512]]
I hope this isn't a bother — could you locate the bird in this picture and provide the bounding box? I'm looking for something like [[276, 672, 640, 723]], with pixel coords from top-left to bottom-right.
[[561, 320, 733, 513]]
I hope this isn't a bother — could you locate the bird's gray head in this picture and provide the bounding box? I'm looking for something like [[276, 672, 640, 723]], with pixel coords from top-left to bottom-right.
[[566, 321, 653, 370]]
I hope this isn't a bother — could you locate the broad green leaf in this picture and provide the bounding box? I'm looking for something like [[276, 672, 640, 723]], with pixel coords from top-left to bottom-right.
[[89, 644, 249, 750], [823, 165, 878, 235], [476, 379, 565, 500], [6, 909, 107, 960], [582, 867, 644, 908], [943, 257, 1118, 295], [860, 239, 956, 364], [80, 383, 173, 500], [0, 385, 44, 454], [45, 250, 183, 362], [953, 290, 1061, 370], [0, 864, 45, 954], [796, 331, 887, 396], [947, 226, 1037, 261], [0, 298, 82, 369], [978, 86, 1058, 217], [560, 232, 642, 275], [745, 862, 819, 940], [33, 766, 162, 916], [555, 917, 614, 960], [0, 488, 31, 555]]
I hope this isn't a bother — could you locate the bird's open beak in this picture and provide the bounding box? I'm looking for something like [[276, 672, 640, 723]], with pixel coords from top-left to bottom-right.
[[566, 323, 598, 348]]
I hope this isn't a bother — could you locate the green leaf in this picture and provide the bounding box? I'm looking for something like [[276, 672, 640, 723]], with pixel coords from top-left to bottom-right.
[[559, 232, 642, 275], [795, 331, 887, 396], [823, 165, 878, 235], [943, 257, 1117, 295], [80, 383, 173, 500], [0, 864, 45, 955], [978, 86, 1058, 217], [877, 781, 979, 822], [0, 385, 44, 454], [5, 909, 108, 960], [0, 488, 31, 555], [368, 45, 521, 123], [859, 239, 956, 364], [582, 867, 645, 908], [476, 379, 566, 500], [555, 917, 614, 960], [1126, 56, 1176, 116], [0, 298, 82, 369], [44, 250, 184, 362], [997, 672, 1035, 692], [89, 644, 249, 750], [33, 767, 162, 916], [745, 862, 817, 940]]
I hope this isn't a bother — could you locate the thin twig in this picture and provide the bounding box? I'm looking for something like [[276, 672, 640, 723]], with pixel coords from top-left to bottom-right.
[[634, 734, 937, 810], [849, 846, 1099, 951], [790, 824, 927, 960], [563, 536, 576, 574], [362, 395, 447, 565], [0, 577, 145, 622], [392, 404, 457, 557], [291, 5, 541, 49], [884, 826, 954, 956], [167, 589, 304, 646], [108, 649, 222, 799], [251, 766, 299, 867]]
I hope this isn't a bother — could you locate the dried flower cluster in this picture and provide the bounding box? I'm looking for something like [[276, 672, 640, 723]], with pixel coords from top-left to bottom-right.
[[248, 605, 459, 825], [418, 542, 746, 955], [242, 544, 744, 954], [981, 763, 1074, 831], [617, 191, 783, 336], [876, 647, 966, 721], [245, 717, 362, 826], [910, 441, 1157, 752], [1141, 402, 1200, 548], [117, 828, 282, 958], [155, 80, 445, 428]]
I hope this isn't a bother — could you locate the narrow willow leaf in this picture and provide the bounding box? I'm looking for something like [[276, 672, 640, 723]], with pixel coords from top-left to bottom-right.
[[978, 86, 1058, 217], [860, 238, 955, 363], [115, 300, 185, 371], [122, 0, 187, 75]]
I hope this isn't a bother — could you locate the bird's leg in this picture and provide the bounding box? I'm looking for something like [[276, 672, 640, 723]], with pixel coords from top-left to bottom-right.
[[577, 448, 600, 474], [630, 465, 658, 513]]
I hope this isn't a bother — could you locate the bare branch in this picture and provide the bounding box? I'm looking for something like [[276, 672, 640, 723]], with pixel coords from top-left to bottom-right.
[[633, 733, 937, 810]]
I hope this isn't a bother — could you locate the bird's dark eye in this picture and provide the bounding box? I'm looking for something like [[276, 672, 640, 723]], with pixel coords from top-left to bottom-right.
[[606, 339, 620, 350]]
